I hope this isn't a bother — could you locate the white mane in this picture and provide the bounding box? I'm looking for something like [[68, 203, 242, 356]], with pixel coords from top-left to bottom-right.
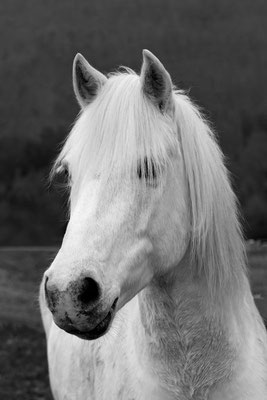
[[54, 70, 247, 295], [174, 93, 247, 294]]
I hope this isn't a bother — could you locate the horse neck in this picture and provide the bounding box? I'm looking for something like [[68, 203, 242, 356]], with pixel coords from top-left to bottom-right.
[[134, 251, 253, 397]]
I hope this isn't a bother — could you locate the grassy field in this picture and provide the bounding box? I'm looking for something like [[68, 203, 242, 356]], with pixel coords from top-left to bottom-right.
[[0, 249, 56, 400], [0, 246, 266, 400]]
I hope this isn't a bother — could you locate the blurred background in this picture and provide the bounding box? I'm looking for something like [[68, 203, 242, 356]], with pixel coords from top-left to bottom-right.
[[0, 1, 266, 399], [0, 0, 266, 245]]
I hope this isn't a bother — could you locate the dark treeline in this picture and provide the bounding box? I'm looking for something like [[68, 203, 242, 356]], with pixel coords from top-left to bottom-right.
[[0, 0, 266, 244]]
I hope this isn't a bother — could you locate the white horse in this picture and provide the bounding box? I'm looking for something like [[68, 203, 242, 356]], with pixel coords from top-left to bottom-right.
[[40, 50, 267, 399]]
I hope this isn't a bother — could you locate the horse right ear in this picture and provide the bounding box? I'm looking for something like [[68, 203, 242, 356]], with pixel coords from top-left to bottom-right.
[[73, 53, 107, 108]]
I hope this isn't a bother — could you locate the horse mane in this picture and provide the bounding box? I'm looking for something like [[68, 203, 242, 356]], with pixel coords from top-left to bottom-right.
[[53, 70, 247, 295], [174, 92, 247, 294]]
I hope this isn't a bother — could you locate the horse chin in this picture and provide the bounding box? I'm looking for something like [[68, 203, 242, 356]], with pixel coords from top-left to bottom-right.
[[57, 297, 118, 341]]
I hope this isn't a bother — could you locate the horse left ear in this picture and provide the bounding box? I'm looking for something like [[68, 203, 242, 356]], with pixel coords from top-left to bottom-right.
[[141, 49, 173, 113], [73, 53, 107, 108]]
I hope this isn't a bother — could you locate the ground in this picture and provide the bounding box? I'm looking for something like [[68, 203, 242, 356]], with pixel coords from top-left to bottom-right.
[[0, 246, 266, 400], [0, 248, 55, 400]]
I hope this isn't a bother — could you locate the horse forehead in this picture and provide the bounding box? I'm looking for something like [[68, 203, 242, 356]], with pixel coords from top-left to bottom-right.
[[71, 178, 140, 220]]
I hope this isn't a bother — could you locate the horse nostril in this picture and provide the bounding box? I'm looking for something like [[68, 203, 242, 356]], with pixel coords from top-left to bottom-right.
[[77, 277, 100, 305], [44, 275, 50, 300], [44, 276, 59, 312]]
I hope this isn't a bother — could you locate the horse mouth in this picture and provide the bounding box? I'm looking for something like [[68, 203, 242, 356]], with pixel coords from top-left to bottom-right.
[[65, 298, 118, 340]]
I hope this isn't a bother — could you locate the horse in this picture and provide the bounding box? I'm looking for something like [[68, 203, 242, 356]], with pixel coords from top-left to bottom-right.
[[40, 50, 267, 399]]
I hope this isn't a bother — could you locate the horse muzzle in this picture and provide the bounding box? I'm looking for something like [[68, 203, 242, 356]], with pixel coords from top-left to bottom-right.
[[44, 274, 119, 340]]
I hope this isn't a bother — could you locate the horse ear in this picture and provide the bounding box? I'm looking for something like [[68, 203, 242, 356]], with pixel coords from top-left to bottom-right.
[[141, 49, 173, 113], [73, 53, 107, 108]]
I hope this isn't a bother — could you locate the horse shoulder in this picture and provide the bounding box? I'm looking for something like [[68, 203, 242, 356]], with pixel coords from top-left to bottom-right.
[[213, 307, 267, 400]]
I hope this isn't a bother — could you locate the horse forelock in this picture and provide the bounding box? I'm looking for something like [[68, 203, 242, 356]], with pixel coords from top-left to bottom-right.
[[53, 71, 178, 190]]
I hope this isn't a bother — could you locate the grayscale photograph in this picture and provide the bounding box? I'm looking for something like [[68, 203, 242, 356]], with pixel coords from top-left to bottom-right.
[[0, 1, 266, 399]]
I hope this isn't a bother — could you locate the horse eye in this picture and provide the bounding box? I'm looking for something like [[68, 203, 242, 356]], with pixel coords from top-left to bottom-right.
[[63, 167, 69, 178], [137, 157, 157, 182], [55, 164, 71, 184]]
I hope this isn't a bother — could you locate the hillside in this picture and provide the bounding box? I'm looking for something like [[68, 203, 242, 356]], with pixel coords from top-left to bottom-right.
[[0, 0, 266, 243]]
